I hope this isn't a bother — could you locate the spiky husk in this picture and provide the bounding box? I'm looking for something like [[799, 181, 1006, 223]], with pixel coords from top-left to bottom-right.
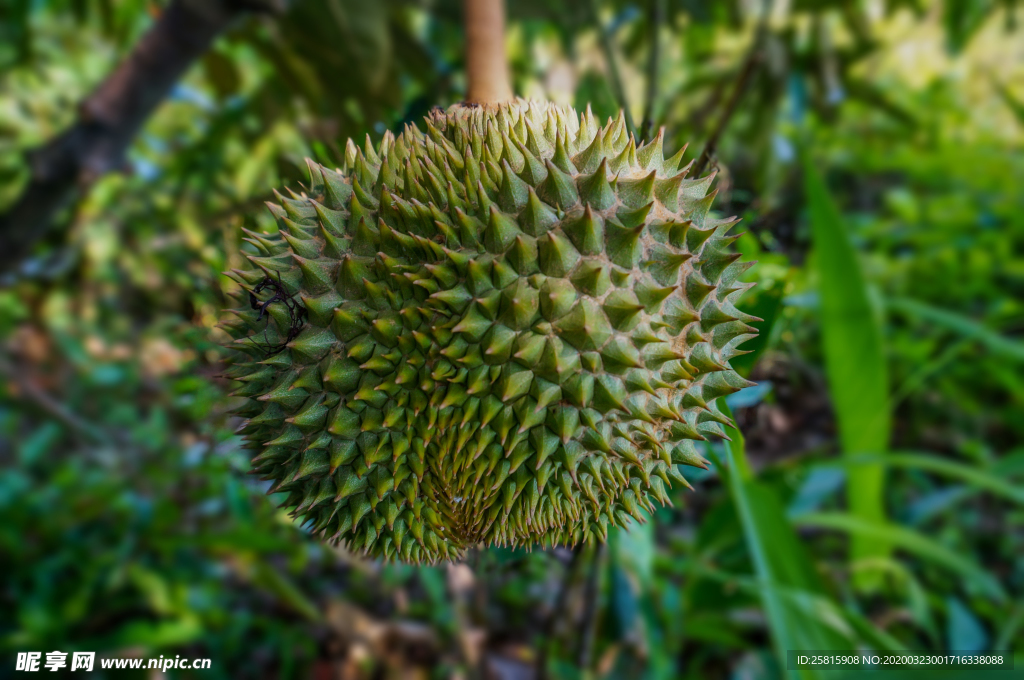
[[221, 100, 757, 564]]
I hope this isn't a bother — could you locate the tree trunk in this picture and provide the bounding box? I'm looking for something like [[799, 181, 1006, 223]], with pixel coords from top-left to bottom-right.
[[0, 0, 257, 275]]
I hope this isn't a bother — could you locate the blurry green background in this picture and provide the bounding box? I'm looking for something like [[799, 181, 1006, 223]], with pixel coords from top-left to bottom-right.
[[1, 0, 1022, 678]]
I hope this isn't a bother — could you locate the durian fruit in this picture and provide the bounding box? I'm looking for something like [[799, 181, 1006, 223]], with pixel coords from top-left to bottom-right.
[[221, 100, 757, 564]]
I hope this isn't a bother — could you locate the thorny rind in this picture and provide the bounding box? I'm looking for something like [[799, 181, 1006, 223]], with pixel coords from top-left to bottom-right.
[[220, 99, 757, 564]]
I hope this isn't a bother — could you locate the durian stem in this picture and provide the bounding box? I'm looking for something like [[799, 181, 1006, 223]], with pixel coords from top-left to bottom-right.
[[464, 0, 514, 105]]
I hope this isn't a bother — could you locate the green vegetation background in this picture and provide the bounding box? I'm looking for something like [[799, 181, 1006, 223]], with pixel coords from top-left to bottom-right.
[[1, 1, 1022, 678]]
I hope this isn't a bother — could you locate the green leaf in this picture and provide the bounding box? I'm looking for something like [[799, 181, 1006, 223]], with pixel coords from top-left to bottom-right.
[[717, 402, 853, 678], [943, 0, 998, 53], [692, 564, 908, 654], [887, 296, 1024, 364], [607, 514, 654, 641], [946, 596, 988, 653], [203, 49, 241, 100], [993, 79, 1024, 127], [111, 616, 204, 649], [995, 603, 1024, 652], [250, 562, 322, 623], [791, 512, 1006, 602], [844, 79, 918, 127], [575, 70, 620, 122], [680, 613, 750, 649], [17, 422, 62, 465], [889, 339, 972, 407], [803, 149, 891, 580], [845, 557, 938, 644], [825, 452, 1024, 505]]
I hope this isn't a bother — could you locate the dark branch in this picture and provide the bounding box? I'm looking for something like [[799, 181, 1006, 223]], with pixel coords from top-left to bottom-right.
[[0, 0, 267, 275], [692, 15, 770, 177], [588, 0, 637, 139], [0, 356, 106, 444], [686, 77, 728, 140], [639, 0, 665, 142], [536, 546, 584, 680], [575, 542, 605, 672]]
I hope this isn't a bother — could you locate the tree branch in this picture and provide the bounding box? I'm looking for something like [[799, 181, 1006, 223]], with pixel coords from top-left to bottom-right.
[[536, 546, 584, 680], [0, 0, 263, 275], [639, 0, 665, 142], [575, 542, 605, 672], [692, 11, 770, 177], [686, 77, 728, 140], [464, 0, 513, 105], [0, 356, 106, 444], [588, 0, 637, 139]]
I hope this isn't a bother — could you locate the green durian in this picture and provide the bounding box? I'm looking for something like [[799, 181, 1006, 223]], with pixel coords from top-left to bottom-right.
[[223, 100, 757, 564]]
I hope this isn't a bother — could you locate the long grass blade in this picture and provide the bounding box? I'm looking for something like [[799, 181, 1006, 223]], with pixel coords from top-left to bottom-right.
[[718, 403, 852, 678], [824, 453, 1024, 505], [692, 565, 908, 653], [887, 296, 1024, 364], [803, 150, 891, 580], [791, 512, 1006, 602]]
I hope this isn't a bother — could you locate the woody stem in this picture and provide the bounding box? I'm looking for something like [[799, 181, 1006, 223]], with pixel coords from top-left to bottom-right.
[[464, 0, 514, 105]]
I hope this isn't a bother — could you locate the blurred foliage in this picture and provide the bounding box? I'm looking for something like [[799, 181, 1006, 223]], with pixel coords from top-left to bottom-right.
[[1, 0, 1023, 678]]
